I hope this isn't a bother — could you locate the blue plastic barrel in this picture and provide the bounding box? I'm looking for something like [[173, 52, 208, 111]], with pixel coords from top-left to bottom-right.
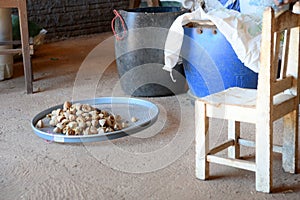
[[181, 21, 258, 98]]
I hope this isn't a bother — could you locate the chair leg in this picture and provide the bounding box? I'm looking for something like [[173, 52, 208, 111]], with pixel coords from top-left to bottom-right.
[[228, 120, 240, 159], [129, 0, 141, 8], [282, 110, 298, 173], [18, 1, 33, 94], [147, 0, 159, 7], [195, 101, 209, 180], [255, 120, 273, 193]]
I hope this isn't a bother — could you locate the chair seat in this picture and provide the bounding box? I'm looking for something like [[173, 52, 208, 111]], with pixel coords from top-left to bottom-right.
[[199, 87, 295, 109], [199, 87, 257, 108]]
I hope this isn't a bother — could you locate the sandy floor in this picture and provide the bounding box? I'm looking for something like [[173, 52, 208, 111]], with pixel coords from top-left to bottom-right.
[[0, 32, 299, 199]]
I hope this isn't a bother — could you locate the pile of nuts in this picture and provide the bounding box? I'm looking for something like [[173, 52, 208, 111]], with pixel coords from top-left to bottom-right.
[[36, 101, 138, 136]]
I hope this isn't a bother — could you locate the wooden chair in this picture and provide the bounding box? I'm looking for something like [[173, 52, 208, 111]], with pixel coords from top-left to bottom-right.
[[129, 0, 159, 8], [0, 0, 32, 94], [195, 3, 300, 193]]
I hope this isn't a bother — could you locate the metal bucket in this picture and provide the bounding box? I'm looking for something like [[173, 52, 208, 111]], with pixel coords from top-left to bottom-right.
[[113, 7, 187, 97]]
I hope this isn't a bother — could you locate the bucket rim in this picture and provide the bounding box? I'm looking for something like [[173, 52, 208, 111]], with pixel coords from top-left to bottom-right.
[[120, 6, 187, 14]]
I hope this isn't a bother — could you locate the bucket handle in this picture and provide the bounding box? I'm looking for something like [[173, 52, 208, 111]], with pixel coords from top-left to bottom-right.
[[111, 9, 127, 41]]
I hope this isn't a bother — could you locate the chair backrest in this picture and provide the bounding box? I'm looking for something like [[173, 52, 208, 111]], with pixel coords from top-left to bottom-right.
[[256, 3, 300, 113]]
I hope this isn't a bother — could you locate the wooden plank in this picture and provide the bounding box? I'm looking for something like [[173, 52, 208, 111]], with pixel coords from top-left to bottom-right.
[[228, 121, 240, 158], [18, 0, 33, 94], [276, 4, 299, 174], [147, 0, 159, 7], [195, 100, 209, 180], [286, 4, 300, 96], [282, 111, 298, 173], [255, 117, 273, 192], [129, 0, 140, 8], [206, 104, 256, 123], [0, 48, 22, 54], [0, 40, 21, 45], [257, 7, 273, 113], [200, 87, 257, 108], [153, 0, 159, 6], [273, 96, 296, 121], [273, 76, 293, 95], [209, 139, 234, 155], [207, 155, 256, 172], [256, 8, 273, 190], [273, 10, 300, 32], [0, 0, 20, 8]]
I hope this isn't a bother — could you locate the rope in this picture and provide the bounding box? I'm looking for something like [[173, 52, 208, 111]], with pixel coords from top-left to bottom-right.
[[111, 9, 127, 40]]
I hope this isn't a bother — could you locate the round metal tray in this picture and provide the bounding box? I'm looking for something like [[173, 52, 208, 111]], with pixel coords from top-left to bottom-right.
[[31, 97, 159, 143]]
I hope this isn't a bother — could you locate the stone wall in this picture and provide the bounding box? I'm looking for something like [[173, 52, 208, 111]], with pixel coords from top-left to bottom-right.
[[26, 0, 129, 41]]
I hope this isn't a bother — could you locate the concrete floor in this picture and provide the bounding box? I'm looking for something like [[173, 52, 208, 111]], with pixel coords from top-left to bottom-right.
[[0, 32, 299, 199]]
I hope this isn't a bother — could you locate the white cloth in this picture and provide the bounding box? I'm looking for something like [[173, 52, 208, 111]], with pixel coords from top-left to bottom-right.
[[181, 0, 239, 10], [163, 1, 263, 79]]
